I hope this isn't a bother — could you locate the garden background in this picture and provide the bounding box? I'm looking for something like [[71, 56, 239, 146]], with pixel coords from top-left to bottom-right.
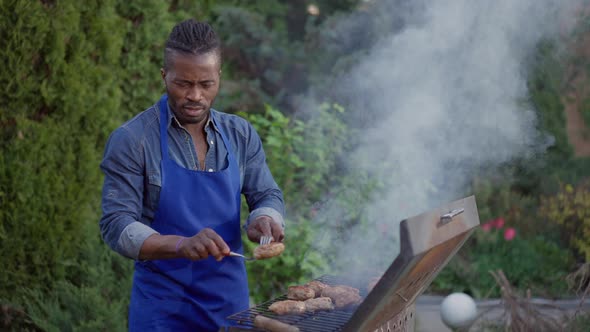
[[1, 0, 590, 331]]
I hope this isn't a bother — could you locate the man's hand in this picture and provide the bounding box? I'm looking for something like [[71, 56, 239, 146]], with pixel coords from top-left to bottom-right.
[[177, 228, 230, 261], [247, 215, 284, 243]]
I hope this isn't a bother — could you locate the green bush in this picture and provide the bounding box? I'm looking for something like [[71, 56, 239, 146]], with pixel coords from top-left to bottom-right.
[[21, 221, 132, 332], [472, 177, 551, 238], [431, 226, 574, 298], [239, 102, 352, 301], [0, 0, 194, 329], [566, 312, 590, 332], [539, 181, 590, 262], [0, 0, 124, 300], [527, 39, 572, 159]]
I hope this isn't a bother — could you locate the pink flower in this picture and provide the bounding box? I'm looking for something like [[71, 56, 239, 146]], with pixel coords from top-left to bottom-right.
[[481, 222, 493, 232], [504, 227, 516, 241], [494, 217, 505, 229]]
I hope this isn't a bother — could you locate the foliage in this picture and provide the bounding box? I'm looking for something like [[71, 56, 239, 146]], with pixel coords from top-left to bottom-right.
[[0, 0, 124, 301], [2, 0, 590, 330], [210, 0, 366, 115], [1, 0, 189, 329], [239, 102, 352, 301], [527, 40, 572, 159], [567, 9, 590, 135], [21, 222, 132, 332], [566, 312, 590, 332], [539, 181, 590, 262], [513, 38, 590, 195], [212, 4, 305, 113], [431, 221, 574, 298], [472, 177, 551, 239], [432, 171, 581, 298], [240, 102, 348, 209]]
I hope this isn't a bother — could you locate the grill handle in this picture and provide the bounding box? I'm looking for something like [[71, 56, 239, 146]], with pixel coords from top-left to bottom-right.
[[439, 208, 465, 225]]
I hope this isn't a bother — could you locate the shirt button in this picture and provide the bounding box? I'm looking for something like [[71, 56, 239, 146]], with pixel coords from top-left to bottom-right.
[[208, 168, 214, 172], [210, 140, 214, 145]]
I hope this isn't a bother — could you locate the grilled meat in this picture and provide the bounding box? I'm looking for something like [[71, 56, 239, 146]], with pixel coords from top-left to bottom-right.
[[287, 285, 315, 301], [254, 315, 300, 332], [321, 285, 362, 308], [305, 280, 329, 296], [254, 242, 285, 260], [268, 300, 307, 315], [304, 297, 334, 312]]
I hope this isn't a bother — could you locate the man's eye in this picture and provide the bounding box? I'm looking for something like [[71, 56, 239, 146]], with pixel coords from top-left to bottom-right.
[[176, 82, 190, 87]]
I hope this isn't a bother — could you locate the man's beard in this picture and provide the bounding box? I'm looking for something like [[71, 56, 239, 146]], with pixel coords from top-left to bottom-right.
[[168, 103, 209, 125]]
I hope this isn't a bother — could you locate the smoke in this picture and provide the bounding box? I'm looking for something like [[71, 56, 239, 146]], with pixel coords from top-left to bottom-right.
[[306, 0, 581, 277]]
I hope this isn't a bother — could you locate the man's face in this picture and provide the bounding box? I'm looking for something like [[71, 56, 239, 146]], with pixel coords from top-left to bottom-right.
[[161, 51, 221, 126]]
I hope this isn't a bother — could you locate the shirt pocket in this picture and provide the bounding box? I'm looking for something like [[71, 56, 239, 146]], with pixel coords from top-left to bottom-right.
[[145, 172, 161, 216]]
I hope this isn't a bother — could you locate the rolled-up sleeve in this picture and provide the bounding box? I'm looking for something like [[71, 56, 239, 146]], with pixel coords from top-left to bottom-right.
[[99, 127, 158, 259], [241, 122, 286, 228]]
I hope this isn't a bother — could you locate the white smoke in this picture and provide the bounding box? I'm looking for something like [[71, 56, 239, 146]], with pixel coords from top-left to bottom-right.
[[307, 0, 581, 276]]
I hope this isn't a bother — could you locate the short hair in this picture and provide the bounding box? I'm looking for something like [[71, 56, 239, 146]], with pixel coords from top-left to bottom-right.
[[163, 19, 221, 69]]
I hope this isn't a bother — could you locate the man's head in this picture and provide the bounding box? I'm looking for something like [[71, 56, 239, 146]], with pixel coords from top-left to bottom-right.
[[161, 19, 222, 127]]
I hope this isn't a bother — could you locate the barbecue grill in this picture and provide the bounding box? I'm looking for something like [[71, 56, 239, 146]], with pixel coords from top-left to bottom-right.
[[221, 195, 480, 332]]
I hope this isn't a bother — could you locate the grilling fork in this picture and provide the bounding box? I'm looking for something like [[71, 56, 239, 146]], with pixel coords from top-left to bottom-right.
[[227, 236, 273, 261], [260, 235, 273, 245], [227, 251, 256, 261]]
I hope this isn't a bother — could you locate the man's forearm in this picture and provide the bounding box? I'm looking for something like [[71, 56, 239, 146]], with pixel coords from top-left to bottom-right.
[[138, 233, 186, 260], [248, 206, 285, 228]]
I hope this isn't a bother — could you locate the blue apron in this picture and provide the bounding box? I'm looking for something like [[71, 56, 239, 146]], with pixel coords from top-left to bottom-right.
[[128, 94, 249, 332]]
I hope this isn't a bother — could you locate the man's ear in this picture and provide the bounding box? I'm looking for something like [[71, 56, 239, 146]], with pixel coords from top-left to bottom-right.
[[160, 68, 166, 81]]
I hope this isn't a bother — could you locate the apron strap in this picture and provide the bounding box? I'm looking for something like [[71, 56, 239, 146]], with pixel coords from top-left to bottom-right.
[[158, 94, 170, 162]]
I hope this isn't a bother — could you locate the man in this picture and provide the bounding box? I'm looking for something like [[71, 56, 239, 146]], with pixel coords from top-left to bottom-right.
[[99, 19, 285, 331]]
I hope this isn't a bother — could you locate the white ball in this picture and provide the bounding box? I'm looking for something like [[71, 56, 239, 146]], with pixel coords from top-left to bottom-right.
[[440, 292, 477, 329]]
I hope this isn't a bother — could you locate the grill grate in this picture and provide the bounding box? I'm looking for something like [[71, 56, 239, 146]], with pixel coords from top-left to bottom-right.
[[226, 275, 365, 332]]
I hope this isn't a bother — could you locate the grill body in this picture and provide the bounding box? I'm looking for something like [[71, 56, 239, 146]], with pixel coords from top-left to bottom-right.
[[222, 196, 480, 332]]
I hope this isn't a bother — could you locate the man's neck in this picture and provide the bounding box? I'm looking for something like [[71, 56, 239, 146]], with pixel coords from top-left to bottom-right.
[[184, 121, 207, 140], [171, 111, 209, 139]]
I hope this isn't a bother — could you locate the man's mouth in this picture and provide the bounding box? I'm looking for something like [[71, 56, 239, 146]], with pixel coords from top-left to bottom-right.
[[183, 105, 205, 115]]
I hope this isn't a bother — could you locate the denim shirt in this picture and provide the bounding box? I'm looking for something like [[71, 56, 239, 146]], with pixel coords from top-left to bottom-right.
[[99, 101, 285, 259]]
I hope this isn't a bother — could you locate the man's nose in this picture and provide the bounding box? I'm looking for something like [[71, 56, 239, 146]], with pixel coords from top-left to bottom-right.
[[187, 86, 202, 102]]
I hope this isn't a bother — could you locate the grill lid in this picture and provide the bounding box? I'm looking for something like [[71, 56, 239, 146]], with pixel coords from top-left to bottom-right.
[[341, 195, 480, 332]]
